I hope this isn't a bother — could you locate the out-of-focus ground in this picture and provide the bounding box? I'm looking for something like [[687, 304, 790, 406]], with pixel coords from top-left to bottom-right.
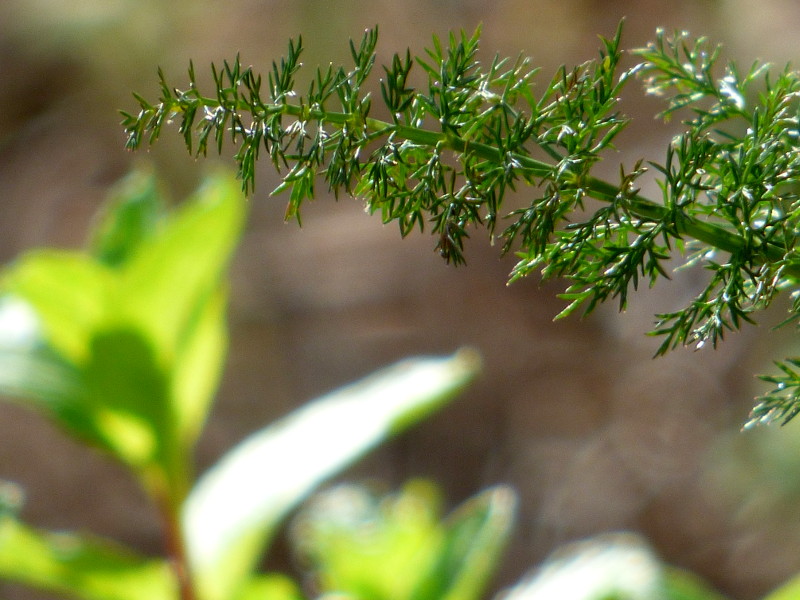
[[2, 1, 800, 599]]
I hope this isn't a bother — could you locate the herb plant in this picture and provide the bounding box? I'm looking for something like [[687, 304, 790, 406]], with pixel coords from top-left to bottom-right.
[[0, 170, 724, 600], [0, 171, 486, 600], [123, 23, 800, 427]]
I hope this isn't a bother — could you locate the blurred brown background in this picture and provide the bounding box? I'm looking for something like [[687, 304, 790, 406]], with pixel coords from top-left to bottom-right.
[[3, 1, 800, 599]]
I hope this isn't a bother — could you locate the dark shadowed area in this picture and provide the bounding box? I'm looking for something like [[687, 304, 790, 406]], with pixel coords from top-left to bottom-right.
[[3, 1, 800, 599]]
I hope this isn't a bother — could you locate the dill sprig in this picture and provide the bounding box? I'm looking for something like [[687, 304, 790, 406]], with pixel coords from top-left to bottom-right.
[[122, 23, 800, 427]]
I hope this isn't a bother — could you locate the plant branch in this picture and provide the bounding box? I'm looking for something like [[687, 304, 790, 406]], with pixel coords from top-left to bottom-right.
[[122, 23, 800, 425], [130, 90, 797, 276]]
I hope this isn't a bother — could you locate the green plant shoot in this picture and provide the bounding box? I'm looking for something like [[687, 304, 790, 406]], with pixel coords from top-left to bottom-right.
[[0, 171, 482, 600], [123, 23, 800, 427]]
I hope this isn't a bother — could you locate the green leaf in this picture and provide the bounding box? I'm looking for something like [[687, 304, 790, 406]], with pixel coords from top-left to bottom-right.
[[119, 172, 245, 370], [762, 574, 800, 600], [292, 480, 515, 600], [0, 296, 93, 442], [419, 486, 517, 600], [0, 171, 245, 496], [81, 327, 172, 474], [0, 298, 175, 491], [118, 172, 245, 452], [182, 348, 481, 600], [89, 169, 166, 269], [497, 534, 727, 600], [233, 574, 305, 600], [169, 286, 228, 451], [1, 253, 113, 365], [291, 480, 446, 600], [0, 517, 176, 600], [662, 567, 729, 600]]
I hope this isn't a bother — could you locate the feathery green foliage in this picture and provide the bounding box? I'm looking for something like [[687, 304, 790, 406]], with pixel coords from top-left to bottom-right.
[[122, 23, 800, 427]]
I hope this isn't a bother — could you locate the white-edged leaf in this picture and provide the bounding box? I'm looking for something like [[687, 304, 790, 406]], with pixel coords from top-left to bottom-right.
[[496, 534, 665, 600], [183, 348, 481, 600]]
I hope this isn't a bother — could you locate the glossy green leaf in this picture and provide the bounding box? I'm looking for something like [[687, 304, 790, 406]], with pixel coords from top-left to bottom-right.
[[182, 348, 481, 600], [0, 517, 176, 600]]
